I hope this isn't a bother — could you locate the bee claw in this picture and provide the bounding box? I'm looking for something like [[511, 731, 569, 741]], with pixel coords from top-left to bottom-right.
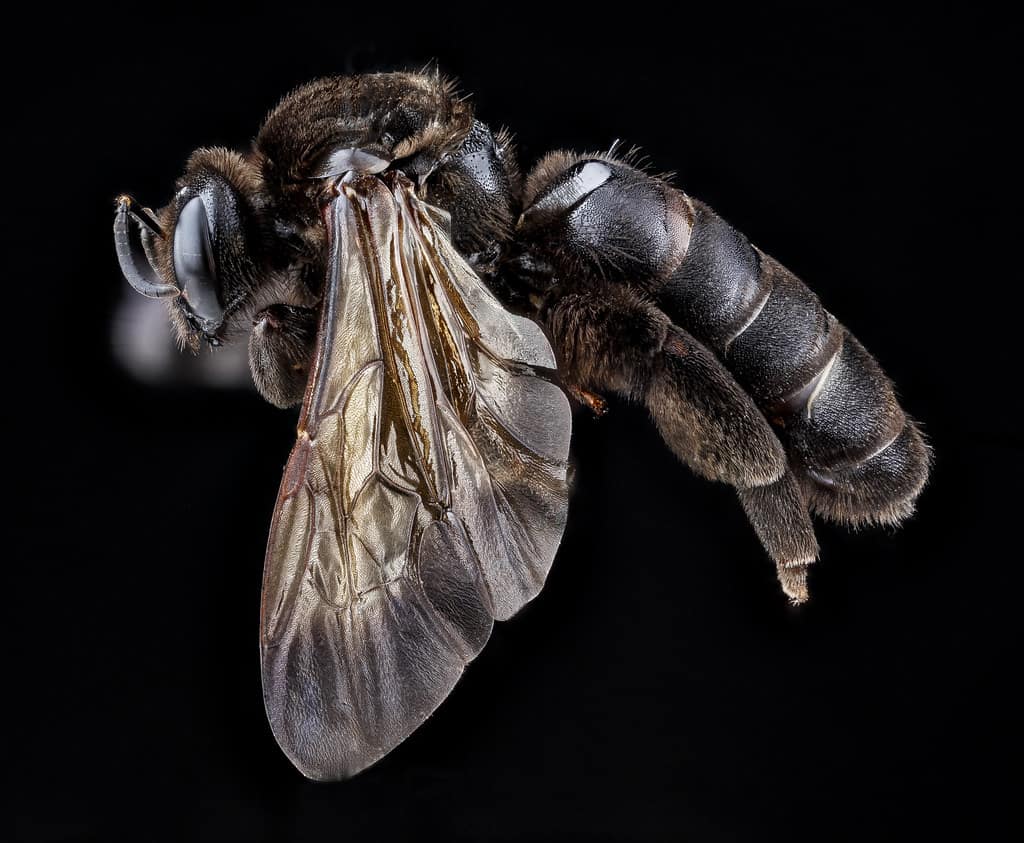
[[568, 385, 608, 417], [778, 562, 810, 605]]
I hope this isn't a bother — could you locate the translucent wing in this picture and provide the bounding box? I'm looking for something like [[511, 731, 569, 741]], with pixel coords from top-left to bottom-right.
[[260, 173, 571, 780]]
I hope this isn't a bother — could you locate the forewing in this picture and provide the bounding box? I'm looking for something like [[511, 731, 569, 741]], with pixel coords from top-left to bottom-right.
[[260, 175, 571, 780]]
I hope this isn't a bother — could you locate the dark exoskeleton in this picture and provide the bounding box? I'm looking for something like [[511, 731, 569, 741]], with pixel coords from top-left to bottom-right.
[[510, 151, 932, 602], [115, 72, 930, 779]]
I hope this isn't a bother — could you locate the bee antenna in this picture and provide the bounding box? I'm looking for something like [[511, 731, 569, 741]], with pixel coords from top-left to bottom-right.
[[118, 194, 165, 239], [114, 195, 179, 299]]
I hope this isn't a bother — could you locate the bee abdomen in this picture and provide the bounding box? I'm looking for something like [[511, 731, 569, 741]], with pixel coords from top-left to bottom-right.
[[782, 333, 904, 467], [656, 200, 929, 524], [724, 252, 844, 409], [799, 416, 930, 526], [659, 204, 840, 404], [657, 201, 766, 350], [515, 153, 930, 526], [782, 333, 930, 526]]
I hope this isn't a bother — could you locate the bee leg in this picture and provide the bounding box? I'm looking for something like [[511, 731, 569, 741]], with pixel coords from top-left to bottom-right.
[[546, 283, 818, 599], [649, 324, 787, 489], [248, 304, 318, 408], [565, 385, 608, 416], [546, 283, 788, 487], [654, 323, 820, 601], [737, 471, 819, 604]]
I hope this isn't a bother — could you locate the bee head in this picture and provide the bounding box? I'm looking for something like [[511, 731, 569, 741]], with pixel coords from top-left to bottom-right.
[[115, 148, 319, 350]]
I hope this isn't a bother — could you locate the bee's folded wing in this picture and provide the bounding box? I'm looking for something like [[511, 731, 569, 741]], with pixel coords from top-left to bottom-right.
[[260, 176, 571, 781]]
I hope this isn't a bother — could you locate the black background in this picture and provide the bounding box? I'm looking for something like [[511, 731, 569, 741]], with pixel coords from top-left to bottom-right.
[[14, 4, 1020, 841]]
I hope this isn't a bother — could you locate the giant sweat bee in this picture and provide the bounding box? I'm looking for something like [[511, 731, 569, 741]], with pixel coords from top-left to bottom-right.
[[114, 71, 931, 780]]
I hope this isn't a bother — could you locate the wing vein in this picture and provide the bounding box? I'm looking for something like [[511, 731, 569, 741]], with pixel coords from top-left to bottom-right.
[[260, 173, 570, 780]]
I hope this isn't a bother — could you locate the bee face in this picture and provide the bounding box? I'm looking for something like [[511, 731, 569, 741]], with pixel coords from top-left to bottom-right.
[[157, 148, 322, 349], [115, 147, 308, 348]]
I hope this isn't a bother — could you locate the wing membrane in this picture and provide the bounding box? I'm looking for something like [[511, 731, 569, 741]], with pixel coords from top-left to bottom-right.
[[260, 174, 571, 780]]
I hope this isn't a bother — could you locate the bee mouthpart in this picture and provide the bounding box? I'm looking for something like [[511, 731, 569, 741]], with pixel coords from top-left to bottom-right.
[[114, 195, 181, 299], [180, 305, 226, 347]]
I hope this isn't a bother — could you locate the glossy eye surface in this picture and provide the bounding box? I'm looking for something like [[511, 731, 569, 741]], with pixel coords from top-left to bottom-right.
[[173, 194, 224, 326]]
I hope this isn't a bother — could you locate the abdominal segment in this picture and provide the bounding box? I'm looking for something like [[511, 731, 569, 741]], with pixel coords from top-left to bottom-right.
[[657, 199, 930, 526]]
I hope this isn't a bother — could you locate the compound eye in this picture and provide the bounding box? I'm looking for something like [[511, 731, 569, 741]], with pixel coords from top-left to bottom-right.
[[173, 195, 224, 326]]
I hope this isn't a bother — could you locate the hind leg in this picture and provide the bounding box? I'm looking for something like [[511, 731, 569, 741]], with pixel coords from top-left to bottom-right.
[[737, 471, 818, 603], [545, 283, 818, 601]]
